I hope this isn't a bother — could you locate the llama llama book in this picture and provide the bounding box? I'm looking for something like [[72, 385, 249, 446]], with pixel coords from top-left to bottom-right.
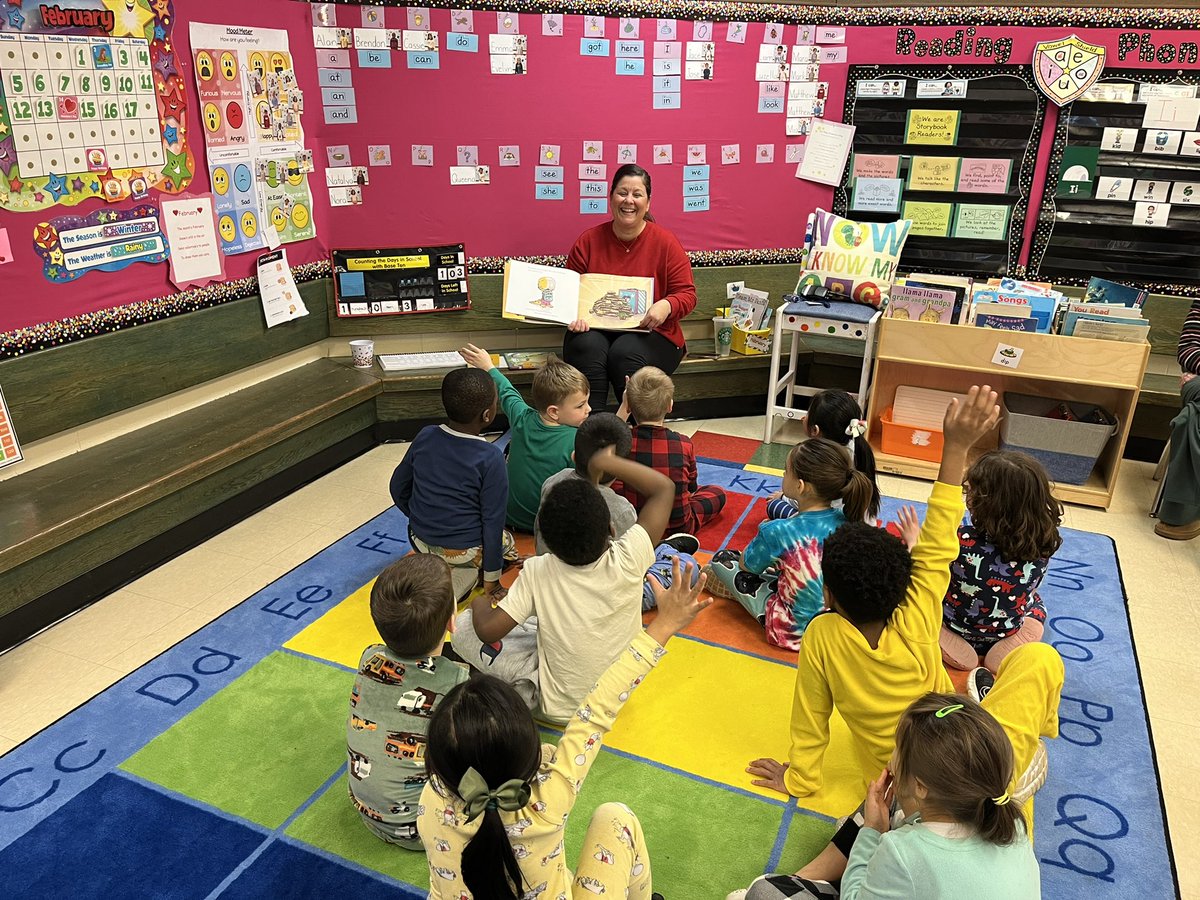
[[502, 260, 653, 331], [887, 283, 957, 323]]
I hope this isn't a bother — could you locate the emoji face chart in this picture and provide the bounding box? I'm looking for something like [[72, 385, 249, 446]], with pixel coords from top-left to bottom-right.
[[190, 22, 313, 255], [0, 14, 193, 212]]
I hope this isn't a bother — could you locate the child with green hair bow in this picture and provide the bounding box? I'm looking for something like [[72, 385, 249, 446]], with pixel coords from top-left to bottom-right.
[[419, 558, 710, 900]]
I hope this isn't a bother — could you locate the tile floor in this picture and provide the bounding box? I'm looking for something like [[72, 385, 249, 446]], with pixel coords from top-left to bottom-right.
[[1, 415, 1197, 895]]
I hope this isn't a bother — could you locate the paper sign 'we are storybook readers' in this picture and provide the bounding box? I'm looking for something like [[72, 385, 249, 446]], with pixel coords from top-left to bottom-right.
[[502, 260, 653, 331]]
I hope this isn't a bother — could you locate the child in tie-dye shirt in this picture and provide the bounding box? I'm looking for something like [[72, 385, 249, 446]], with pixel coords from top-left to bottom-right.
[[706, 438, 875, 651]]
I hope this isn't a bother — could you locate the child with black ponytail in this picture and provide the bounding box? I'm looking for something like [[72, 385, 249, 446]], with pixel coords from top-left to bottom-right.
[[419, 558, 711, 900], [766, 389, 881, 523]]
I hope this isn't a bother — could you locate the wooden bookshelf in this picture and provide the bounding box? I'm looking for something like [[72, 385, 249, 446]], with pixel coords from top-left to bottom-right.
[[863, 318, 1151, 509]]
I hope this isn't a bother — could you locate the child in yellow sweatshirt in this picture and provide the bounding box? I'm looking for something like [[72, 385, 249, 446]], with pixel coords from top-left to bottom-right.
[[747, 386, 1061, 803]]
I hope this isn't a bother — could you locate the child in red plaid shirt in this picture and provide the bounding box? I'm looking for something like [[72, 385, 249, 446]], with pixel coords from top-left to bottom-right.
[[616, 366, 727, 535]]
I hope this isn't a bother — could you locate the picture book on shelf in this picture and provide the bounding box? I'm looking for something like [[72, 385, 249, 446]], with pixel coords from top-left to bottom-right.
[[1071, 318, 1150, 342], [976, 313, 1038, 332], [1084, 276, 1148, 308], [901, 272, 973, 324], [729, 288, 772, 330], [502, 260, 653, 330], [887, 283, 957, 323]]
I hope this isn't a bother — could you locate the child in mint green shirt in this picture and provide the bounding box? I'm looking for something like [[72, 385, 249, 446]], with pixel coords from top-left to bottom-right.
[[459, 344, 591, 531], [734, 650, 1063, 900]]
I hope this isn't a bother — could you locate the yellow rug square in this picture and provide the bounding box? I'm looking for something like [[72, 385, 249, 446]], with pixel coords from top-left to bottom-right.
[[607, 636, 865, 817], [285, 580, 381, 668]]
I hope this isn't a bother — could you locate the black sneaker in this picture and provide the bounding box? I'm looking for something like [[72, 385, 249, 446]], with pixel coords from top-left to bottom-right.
[[967, 667, 995, 702], [663, 532, 700, 555]]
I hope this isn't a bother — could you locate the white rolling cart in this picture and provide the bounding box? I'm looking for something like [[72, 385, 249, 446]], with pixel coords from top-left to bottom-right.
[[763, 299, 884, 444]]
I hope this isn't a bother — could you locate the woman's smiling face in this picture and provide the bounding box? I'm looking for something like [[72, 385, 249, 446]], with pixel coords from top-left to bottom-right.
[[610, 175, 650, 228]]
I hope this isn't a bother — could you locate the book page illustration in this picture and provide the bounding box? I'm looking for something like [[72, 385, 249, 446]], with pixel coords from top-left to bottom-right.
[[503, 260, 579, 325], [578, 273, 653, 330]]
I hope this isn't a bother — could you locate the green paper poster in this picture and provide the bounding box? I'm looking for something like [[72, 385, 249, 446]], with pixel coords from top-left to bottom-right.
[[1057, 146, 1099, 198], [902, 200, 954, 237], [952, 203, 1011, 240]]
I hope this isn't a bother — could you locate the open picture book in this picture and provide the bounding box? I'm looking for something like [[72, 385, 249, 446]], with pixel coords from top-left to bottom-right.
[[502, 260, 654, 331]]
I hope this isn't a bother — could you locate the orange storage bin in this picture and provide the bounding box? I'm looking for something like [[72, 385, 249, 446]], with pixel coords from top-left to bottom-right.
[[879, 406, 945, 463]]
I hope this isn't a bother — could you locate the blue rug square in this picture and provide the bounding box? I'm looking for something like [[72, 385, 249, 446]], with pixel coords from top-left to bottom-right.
[[222, 840, 423, 899], [0, 773, 264, 900]]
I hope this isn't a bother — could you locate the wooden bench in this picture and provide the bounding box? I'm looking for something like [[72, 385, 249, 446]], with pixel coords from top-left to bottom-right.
[[0, 281, 379, 651], [0, 263, 1189, 650]]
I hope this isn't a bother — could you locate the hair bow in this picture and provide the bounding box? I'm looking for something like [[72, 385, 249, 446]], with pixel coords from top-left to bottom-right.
[[458, 766, 532, 823], [845, 418, 867, 440]]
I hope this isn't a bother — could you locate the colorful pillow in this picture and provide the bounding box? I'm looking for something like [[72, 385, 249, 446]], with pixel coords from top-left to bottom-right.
[[797, 208, 912, 309]]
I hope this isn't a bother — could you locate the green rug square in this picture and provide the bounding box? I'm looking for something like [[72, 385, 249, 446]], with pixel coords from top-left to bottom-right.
[[121, 651, 352, 829], [285, 747, 791, 895], [565, 750, 789, 894], [777, 808, 838, 873], [749, 442, 793, 471], [286, 773, 429, 886]]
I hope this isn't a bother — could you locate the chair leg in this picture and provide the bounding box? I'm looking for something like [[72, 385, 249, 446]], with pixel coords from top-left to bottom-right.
[[1153, 439, 1170, 482]]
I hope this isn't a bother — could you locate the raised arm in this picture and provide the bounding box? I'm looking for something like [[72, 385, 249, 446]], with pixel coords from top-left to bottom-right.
[[479, 454, 509, 592], [901, 386, 1000, 639], [590, 450, 674, 546], [536, 559, 709, 812]]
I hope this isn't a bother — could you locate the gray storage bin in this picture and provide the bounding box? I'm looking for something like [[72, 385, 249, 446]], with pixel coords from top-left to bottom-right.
[[999, 393, 1118, 485]]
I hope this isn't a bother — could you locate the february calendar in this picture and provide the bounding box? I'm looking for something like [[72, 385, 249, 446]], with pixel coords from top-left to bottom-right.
[[0, 1, 195, 213]]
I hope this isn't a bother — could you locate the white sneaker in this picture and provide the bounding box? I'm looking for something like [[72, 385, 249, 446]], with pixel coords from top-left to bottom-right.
[[1012, 739, 1048, 806], [725, 891, 749, 900]]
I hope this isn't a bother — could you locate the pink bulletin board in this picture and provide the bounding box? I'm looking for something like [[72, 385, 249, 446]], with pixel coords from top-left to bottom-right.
[[0, 0, 328, 339], [3, 4, 1200, 349], [315, 10, 840, 260]]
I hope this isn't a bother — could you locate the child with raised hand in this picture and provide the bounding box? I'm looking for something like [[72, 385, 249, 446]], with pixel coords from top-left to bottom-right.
[[705, 437, 881, 651], [533, 412, 637, 557], [346, 555, 469, 848], [731, 672, 1062, 900], [459, 343, 591, 532], [745, 387, 1064, 803], [766, 389, 881, 523], [451, 444, 677, 722], [420, 558, 711, 899], [390, 368, 509, 602], [533, 411, 701, 611], [942, 450, 1063, 684]]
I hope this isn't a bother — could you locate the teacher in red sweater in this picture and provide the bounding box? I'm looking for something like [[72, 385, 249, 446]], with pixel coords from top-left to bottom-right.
[[563, 164, 697, 412]]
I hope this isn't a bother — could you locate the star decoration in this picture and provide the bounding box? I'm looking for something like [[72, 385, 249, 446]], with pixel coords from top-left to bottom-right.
[[45, 173, 68, 201], [153, 48, 177, 80], [162, 123, 178, 144], [154, 24, 165, 41], [7, 7, 24, 27], [5, 0, 21, 7], [47, 266, 60, 278], [151, 0, 168, 16], [0, 121, 9, 137], [8, 172, 23, 193], [49, 248, 64, 265], [0, 134, 14, 169], [161, 148, 190, 185], [70, 176, 85, 193], [33, 191, 44, 202], [88, 179, 100, 193], [102, 0, 155, 38]]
